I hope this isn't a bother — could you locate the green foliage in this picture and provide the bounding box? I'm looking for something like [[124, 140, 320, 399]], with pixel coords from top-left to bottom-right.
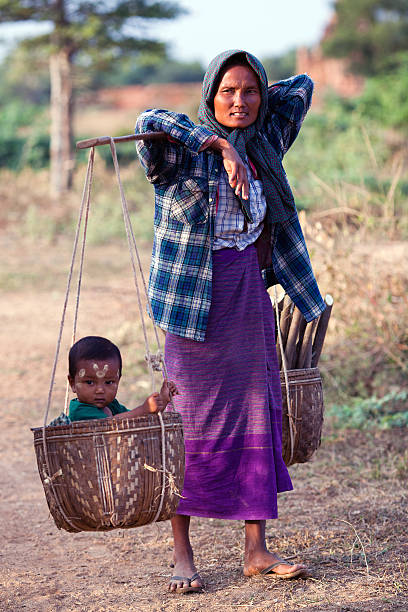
[[326, 390, 408, 430], [323, 0, 408, 76], [261, 49, 296, 83], [91, 53, 205, 88], [284, 94, 391, 211], [356, 54, 408, 128], [0, 44, 50, 105], [0, 101, 49, 169]]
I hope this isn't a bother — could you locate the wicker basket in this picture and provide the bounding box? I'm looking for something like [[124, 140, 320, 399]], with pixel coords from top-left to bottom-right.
[[32, 412, 185, 533], [280, 367, 324, 466]]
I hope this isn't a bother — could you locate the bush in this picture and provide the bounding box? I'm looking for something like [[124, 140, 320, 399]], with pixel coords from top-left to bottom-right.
[[326, 390, 408, 430], [356, 57, 408, 129], [0, 101, 49, 169]]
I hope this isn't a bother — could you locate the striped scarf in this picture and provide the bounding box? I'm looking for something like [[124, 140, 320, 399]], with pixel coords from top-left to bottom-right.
[[198, 49, 296, 224]]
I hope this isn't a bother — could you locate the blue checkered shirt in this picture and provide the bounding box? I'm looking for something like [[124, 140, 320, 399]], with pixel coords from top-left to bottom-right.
[[135, 74, 326, 341]]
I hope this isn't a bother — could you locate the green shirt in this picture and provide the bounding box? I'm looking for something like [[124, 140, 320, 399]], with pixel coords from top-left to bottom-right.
[[69, 398, 129, 422]]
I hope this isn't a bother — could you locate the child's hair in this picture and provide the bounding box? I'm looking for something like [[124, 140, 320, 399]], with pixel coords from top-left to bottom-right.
[[69, 336, 122, 378]]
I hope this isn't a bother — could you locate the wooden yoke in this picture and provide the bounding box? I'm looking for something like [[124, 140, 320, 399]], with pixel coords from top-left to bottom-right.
[[76, 132, 167, 150]]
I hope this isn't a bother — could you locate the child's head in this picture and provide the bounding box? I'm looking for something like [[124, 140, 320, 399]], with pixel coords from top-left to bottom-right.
[[68, 336, 122, 409]]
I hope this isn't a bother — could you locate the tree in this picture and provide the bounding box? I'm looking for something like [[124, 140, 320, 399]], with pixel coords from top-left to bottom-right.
[[261, 49, 296, 83], [322, 0, 408, 76], [0, 1, 183, 196]]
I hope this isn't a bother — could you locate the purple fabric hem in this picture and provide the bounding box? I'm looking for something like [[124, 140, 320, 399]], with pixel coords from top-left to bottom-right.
[[176, 509, 280, 520]]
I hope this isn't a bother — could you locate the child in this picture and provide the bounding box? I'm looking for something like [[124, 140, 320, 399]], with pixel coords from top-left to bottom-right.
[[68, 336, 177, 422]]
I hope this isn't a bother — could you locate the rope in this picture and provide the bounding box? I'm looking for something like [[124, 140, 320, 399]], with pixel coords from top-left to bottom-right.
[[42, 143, 173, 529], [273, 286, 295, 465], [42, 147, 96, 531], [109, 139, 167, 522], [63, 148, 94, 414]]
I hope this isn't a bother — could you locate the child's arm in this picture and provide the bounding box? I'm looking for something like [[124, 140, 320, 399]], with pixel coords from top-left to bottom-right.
[[113, 380, 179, 419]]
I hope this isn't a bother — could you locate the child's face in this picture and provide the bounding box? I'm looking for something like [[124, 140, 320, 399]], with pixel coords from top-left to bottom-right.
[[68, 358, 121, 409]]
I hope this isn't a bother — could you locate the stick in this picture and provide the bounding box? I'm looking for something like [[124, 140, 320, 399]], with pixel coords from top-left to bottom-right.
[[311, 294, 334, 367], [279, 295, 294, 349], [76, 131, 167, 150], [284, 306, 304, 371], [297, 318, 318, 369], [276, 294, 293, 369], [294, 316, 307, 369], [272, 292, 285, 368]]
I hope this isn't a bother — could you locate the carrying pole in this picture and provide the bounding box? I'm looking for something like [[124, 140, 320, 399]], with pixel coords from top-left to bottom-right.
[[76, 132, 167, 150]]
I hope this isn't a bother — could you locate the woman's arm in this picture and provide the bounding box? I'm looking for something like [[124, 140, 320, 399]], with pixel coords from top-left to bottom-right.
[[135, 109, 214, 184], [266, 74, 314, 157], [207, 137, 250, 200]]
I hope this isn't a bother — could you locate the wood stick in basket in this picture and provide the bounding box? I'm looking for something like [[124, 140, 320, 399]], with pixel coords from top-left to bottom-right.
[[76, 131, 167, 150], [279, 294, 294, 349], [294, 316, 307, 369], [311, 294, 334, 367], [276, 295, 294, 369], [284, 306, 304, 370], [297, 318, 318, 369], [273, 292, 285, 368]]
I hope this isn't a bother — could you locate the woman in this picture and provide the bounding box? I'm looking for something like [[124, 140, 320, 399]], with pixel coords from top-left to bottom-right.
[[135, 49, 326, 593]]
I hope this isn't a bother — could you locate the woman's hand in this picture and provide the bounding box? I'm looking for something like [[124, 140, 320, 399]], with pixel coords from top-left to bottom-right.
[[210, 137, 249, 200]]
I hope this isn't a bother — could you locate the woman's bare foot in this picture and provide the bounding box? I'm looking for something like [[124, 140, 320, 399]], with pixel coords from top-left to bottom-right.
[[244, 550, 307, 578], [169, 515, 203, 593], [244, 520, 308, 578], [168, 551, 203, 592]]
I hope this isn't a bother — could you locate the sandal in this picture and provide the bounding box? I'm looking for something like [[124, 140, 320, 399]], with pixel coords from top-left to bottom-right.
[[259, 559, 309, 580], [169, 572, 203, 594]]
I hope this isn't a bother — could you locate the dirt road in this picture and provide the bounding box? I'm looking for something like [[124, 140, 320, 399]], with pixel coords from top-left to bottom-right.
[[1, 238, 407, 611]]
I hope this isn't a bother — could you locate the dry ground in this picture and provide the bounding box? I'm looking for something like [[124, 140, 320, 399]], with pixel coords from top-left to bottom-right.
[[1, 234, 407, 612]]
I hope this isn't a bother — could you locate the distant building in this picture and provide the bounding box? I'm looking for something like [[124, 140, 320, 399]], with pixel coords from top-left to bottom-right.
[[296, 17, 364, 107]]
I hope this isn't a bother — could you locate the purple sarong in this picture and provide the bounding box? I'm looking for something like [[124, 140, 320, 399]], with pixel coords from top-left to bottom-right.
[[165, 244, 293, 520]]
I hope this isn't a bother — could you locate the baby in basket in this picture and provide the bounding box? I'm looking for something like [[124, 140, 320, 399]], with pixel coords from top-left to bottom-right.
[[49, 336, 178, 425]]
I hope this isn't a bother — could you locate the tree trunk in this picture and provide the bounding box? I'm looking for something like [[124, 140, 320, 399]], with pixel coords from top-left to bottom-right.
[[49, 48, 74, 197]]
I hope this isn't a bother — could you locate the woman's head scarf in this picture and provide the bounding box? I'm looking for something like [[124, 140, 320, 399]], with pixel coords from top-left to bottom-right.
[[198, 49, 296, 224]]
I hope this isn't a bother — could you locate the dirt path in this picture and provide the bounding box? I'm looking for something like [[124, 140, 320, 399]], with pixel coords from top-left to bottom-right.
[[1, 238, 407, 611]]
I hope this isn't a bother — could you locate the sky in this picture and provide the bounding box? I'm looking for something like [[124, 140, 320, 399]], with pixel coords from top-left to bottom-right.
[[150, 0, 335, 65], [0, 0, 334, 66]]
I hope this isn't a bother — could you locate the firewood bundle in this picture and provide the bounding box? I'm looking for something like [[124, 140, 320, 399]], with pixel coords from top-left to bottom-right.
[[274, 294, 333, 371]]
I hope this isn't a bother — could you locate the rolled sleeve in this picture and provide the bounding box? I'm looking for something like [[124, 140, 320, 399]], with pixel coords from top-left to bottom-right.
[[267, 74, 314, 155]]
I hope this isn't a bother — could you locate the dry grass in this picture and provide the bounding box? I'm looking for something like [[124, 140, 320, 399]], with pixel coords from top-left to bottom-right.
[[297, 209, 408, 402]]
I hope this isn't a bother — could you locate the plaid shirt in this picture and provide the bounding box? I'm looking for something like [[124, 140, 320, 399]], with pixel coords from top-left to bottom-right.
[[213, 161, 267, 250], [135, 75, 326, 341]]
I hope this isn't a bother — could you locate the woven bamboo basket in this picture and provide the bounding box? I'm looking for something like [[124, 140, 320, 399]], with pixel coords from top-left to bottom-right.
[[32, 412, 185, 533], [280, 367, 324, 467]]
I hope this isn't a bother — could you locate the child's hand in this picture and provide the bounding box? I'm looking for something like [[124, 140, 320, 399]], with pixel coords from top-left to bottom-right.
[[165, 380, 179, 398], [145, 392, 163, 414], [159, 379, 179, 406], [143, 380, 179, 414]]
